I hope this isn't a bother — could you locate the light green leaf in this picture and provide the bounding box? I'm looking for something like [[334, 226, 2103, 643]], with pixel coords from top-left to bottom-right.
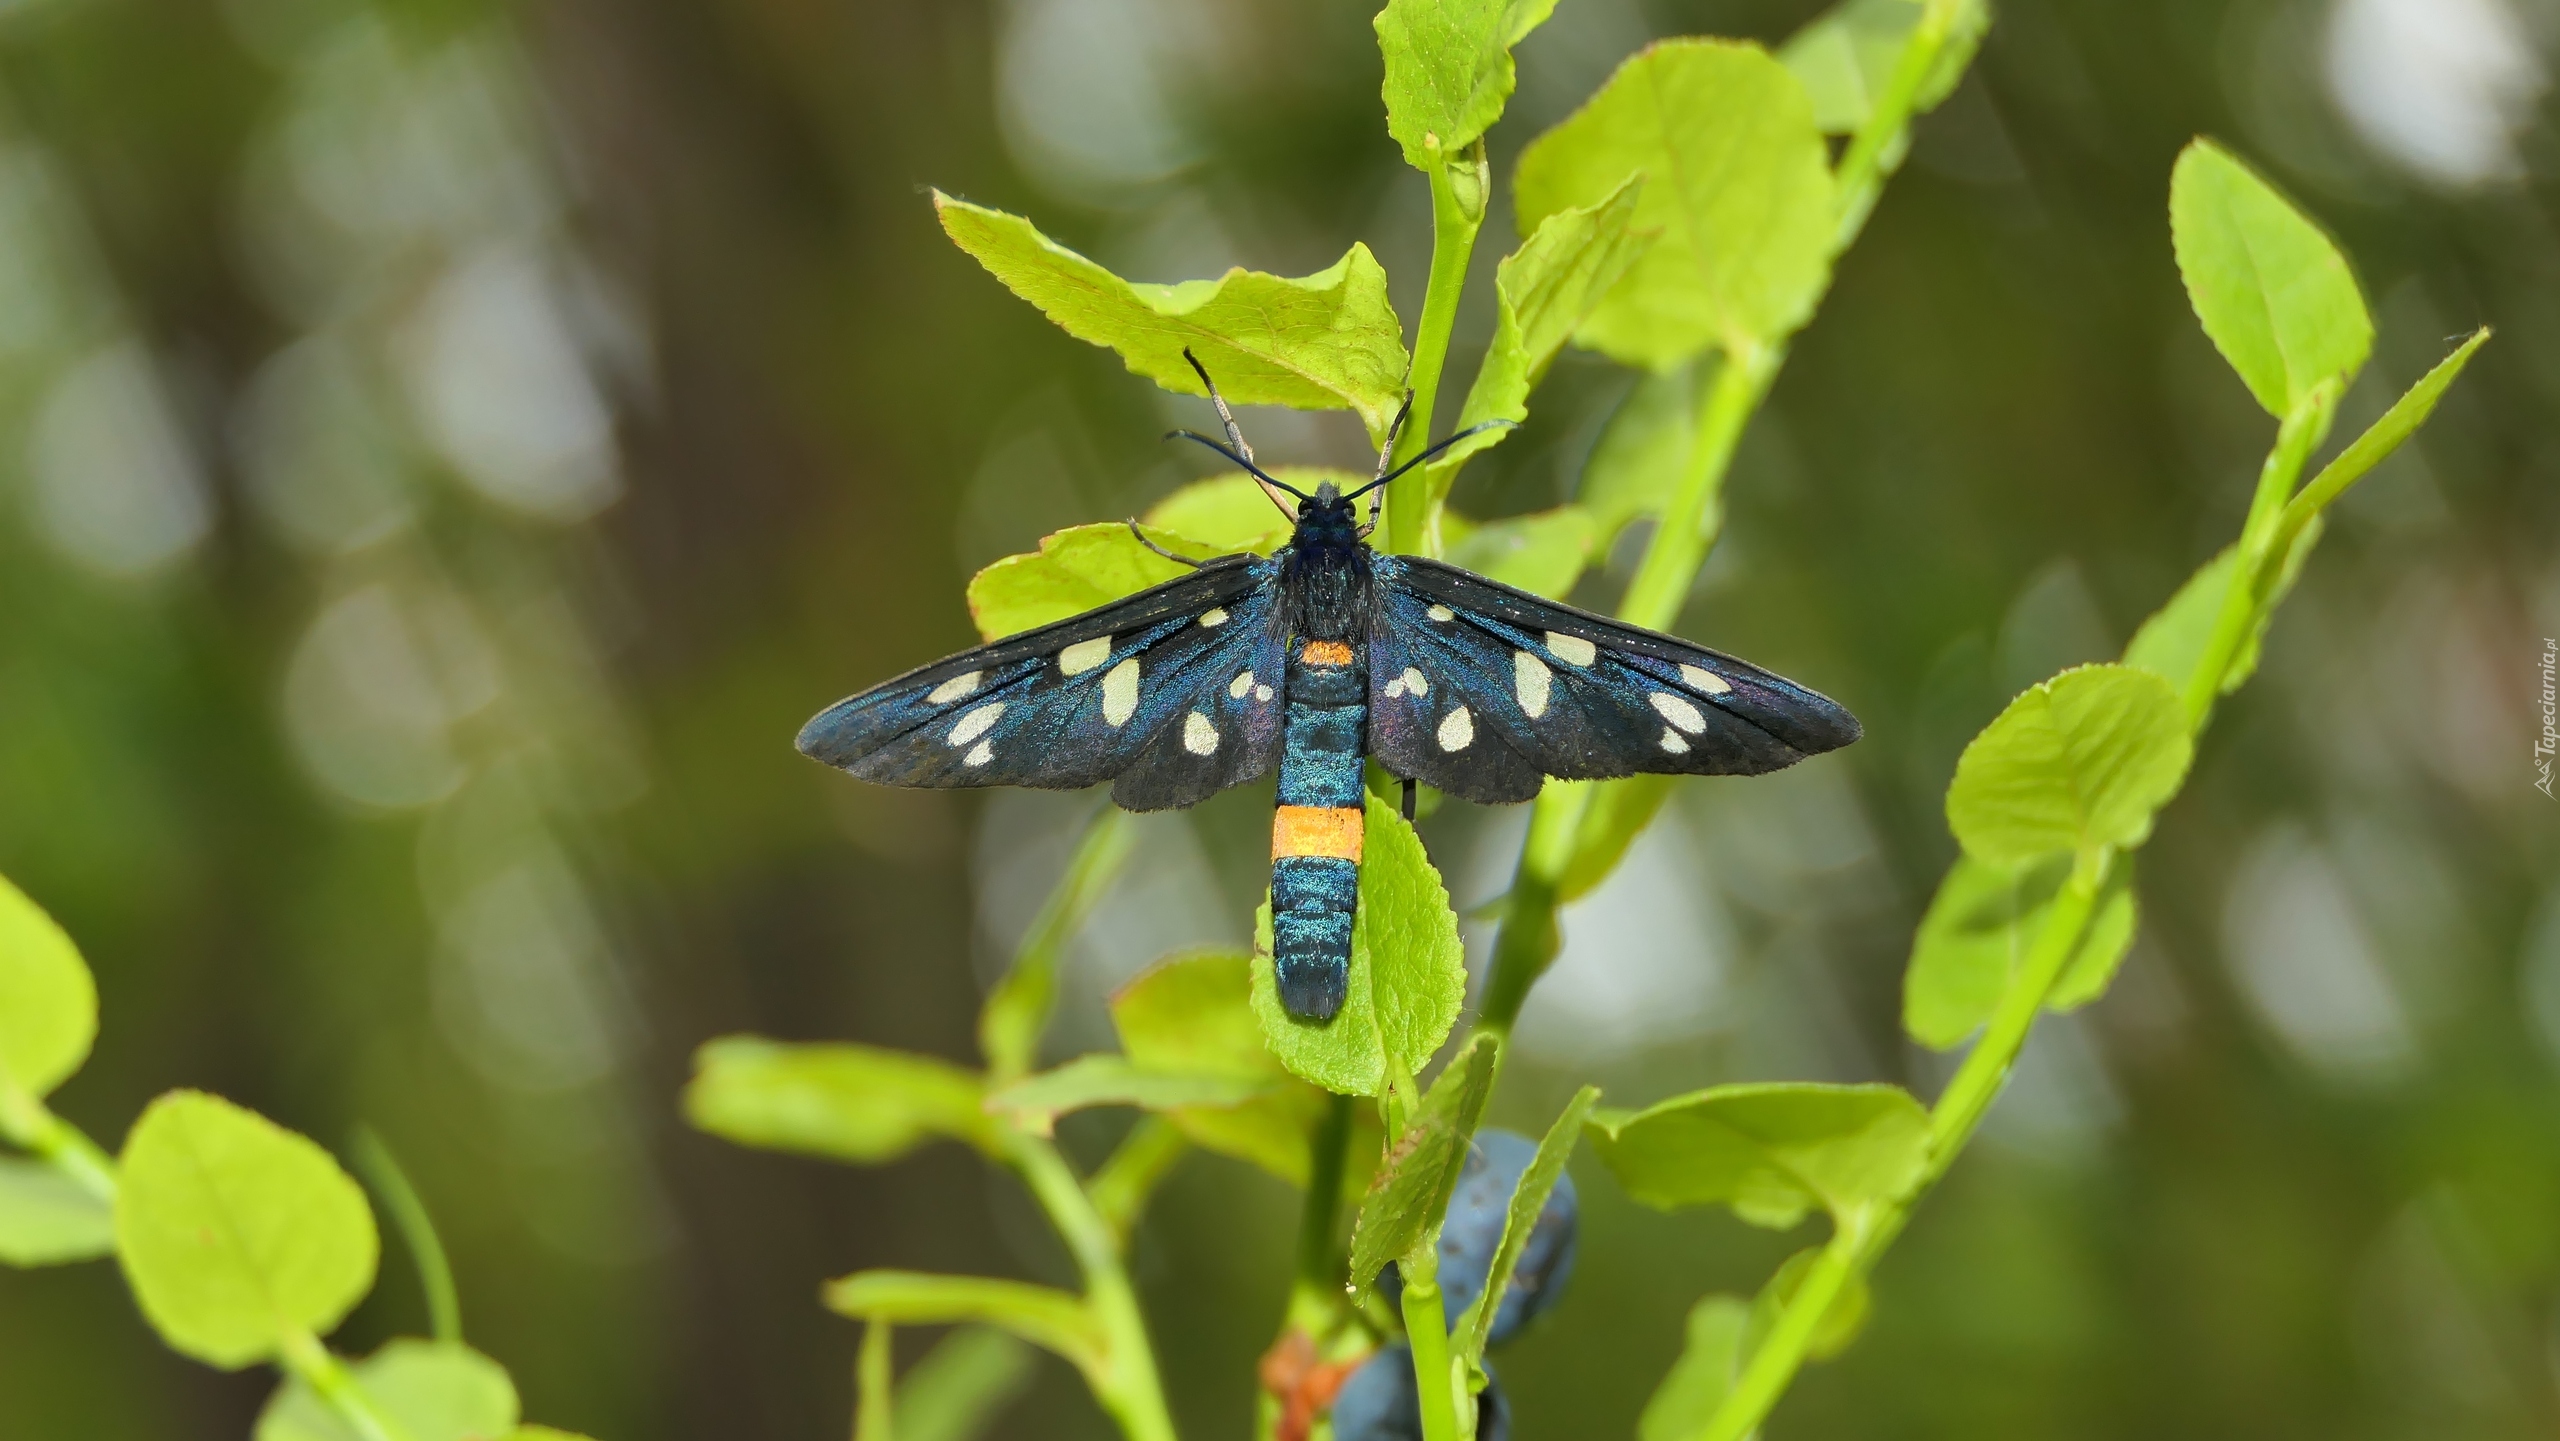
[[2170, 139, 2373, 417], [1637, 1294, 1749, 1441], [1903, 854, 2139, 1049], [255, 1339, 518, 1441], [1945, 664, 2195, 865], [2122, 531, 2316, 699], [114, 1091, 379, 1369], [1586, 1082, 1928, 1229], [894, 1327, 1039, 1441], [1445, 506, 1596, 600], [1744, 1248, 1870, 1362], [1576, 363, 1698, 545], [825, 1270, 1108, 1383], [1142, 471, 1346, 556], [2283, 328, 2490, 531], [983, 1054, 1272, 1134], [1377, 0, 1556, 171], [0, 872, 97, 1111], [967, 522, 1225, 642], [1515, 40, 1835, 367], [1454, 1084, 1597, 1362], [1559, 773, 1677, 901], [1424, 178, 1653, 500], [0, 1155, 113, 1265], [1349, 1034, 1499, 1293], [1780, 0, 1989, 134], [684, 1037, 995, 1164], [1113, 951, 1328, 1184], [1251, 794, 1467, 1096], [937, 194, 1410, 441]]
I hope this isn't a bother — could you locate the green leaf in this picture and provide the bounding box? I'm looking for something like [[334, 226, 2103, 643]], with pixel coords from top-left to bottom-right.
[[2169, 139, 2373, 417], [1349, 1034, 1499, 1293], [937, 194, 1411, 441], [1376, 0, 1560, 171], [0, 872, 97, 1111], [1637, 1294, 1749, 1441], [1903, 854, 2139, 1050], [684, 1037, 995, 1164], [1586, 1082, 1928, 1229], [1142, 471, 1347, 556], [825, 1271, 1108, 1383], [2282, 328, 2490, 531], [1515, 40, 1835, 367], [1250, 794, 1467, 1096], [1445, 506, 1596, 600], [983, 1054, 1272, 1134], [114, 1091, 379, 1369], [1454, 1084, 1598, 1361], [1112, 950, 1329, 1184], [2122, 532, 2316, 699], [1559, 773, 1677, 901], [1744, 1248, 1870, 1362], [1780, 0, 1989, 134], [255, 1339, 518, 1441], [1576, 364, 1698, 545], [1944, 664, 2195, 865], [966, 522, 1226, 642], [0, 1155, 113, 1265], [1424, 178, 1653, 500], [894, 1327, 1039, 1441]]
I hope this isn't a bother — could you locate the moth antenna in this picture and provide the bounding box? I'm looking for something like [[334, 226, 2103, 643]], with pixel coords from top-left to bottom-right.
[[1342, 418, 1518, 503], [1165, 430, 1313, 504], [1182, 349, 1297, 517], [1126, 518, 1206, 568], [1368, 390, 1415, 531]]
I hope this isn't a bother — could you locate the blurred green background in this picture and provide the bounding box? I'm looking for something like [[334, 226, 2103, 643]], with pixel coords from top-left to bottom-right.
[[0, 0, 2553, 1436]]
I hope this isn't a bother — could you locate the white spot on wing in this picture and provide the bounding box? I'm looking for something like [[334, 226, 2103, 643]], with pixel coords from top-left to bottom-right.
[[1229, 669, 1254, 699], [1514, 650, 1551, 718], [1650, 692, 1707, 734], [1546, 632, 1597, 667], [1427, 604, 1455, 623], [1437, 705, 1474, 752], [1060, 636, 1113, 675], [1255, 684, 1273, 702], [1401, 666, 1428, 697], [1659, 727, 1690, 755], [1199, 607, 1228, 628], [965, 740, 995, 766], [949, 702, 1005, 746], [1102, 658, 1141, 726], [1680, 663, 1732, 695], [1385, 675, 1406, 699], [1183, 711, 1219, 755], [928, 670, 983, 704]]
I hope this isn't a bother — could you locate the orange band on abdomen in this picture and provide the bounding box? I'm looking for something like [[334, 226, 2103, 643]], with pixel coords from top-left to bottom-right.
[[1272, 804, 1364, 861], [1299, 640, 1355, 667]]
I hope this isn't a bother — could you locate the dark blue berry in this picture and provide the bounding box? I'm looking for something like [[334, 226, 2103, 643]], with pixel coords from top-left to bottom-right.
[[1328, 1345, 1510, 1441], [1378, 1129, 1579, 1347]]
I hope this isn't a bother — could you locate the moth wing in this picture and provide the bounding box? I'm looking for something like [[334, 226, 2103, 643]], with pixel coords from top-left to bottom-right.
[[1366, 555, 1859, 799], [797, 555, 1287, 808]]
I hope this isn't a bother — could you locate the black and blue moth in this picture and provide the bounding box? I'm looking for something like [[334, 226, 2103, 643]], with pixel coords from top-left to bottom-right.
[[798, 367, 1860, 1023]]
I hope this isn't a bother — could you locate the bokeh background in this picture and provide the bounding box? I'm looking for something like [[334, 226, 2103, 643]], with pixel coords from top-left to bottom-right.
[[0, 0, 2554, 1436]]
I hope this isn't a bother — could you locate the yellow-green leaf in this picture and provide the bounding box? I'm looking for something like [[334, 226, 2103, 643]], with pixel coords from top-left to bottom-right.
[[1586, 1082, 1927, 1229], [1902, 854, 2138, 1050], [965, 522, 1224, 641], [2169, 139, 2372, 417], [1945, 664, 2194, 865], [255, 1339, 518, 1441], [0, 872, 96, 1112], [684, 1037, 996, 1163]]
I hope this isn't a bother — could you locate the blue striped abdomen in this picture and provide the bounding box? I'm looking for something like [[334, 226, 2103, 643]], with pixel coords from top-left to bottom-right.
[[1270, 638, 1365, 1021]]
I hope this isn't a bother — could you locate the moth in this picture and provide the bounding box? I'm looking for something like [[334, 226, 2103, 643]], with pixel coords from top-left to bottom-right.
[[798, 356, 1860, 1023]]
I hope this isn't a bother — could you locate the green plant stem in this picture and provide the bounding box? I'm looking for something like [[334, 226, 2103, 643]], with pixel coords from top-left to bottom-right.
[[856, 1320, 894, 1441], [1005, 1134, 1178, 1441], [1699, 848, 2110, 1441], [2182, 384, 2338, 724], [980, 806, 1135, 1084], [1089, 1116, 1189, 1247], [11, 1100, 118, 1204], [1399, 1251, 1463, 1441], [1830, 0, 1969, 247], [1294, 1092, 1356, 1298], [1384, 145, 1489, 559], [279, 1327, 415, 1441], [350, 1128, 461, 1344]]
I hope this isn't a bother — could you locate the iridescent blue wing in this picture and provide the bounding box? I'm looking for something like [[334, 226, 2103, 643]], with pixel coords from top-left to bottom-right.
[[797, 554, 1289, 811], [1365, 554, 1860, 805]]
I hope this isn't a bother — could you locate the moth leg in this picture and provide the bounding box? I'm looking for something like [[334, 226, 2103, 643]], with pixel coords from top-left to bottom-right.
[[1126, 518, 1204, 569], [1400, 776, 1417, 822]]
